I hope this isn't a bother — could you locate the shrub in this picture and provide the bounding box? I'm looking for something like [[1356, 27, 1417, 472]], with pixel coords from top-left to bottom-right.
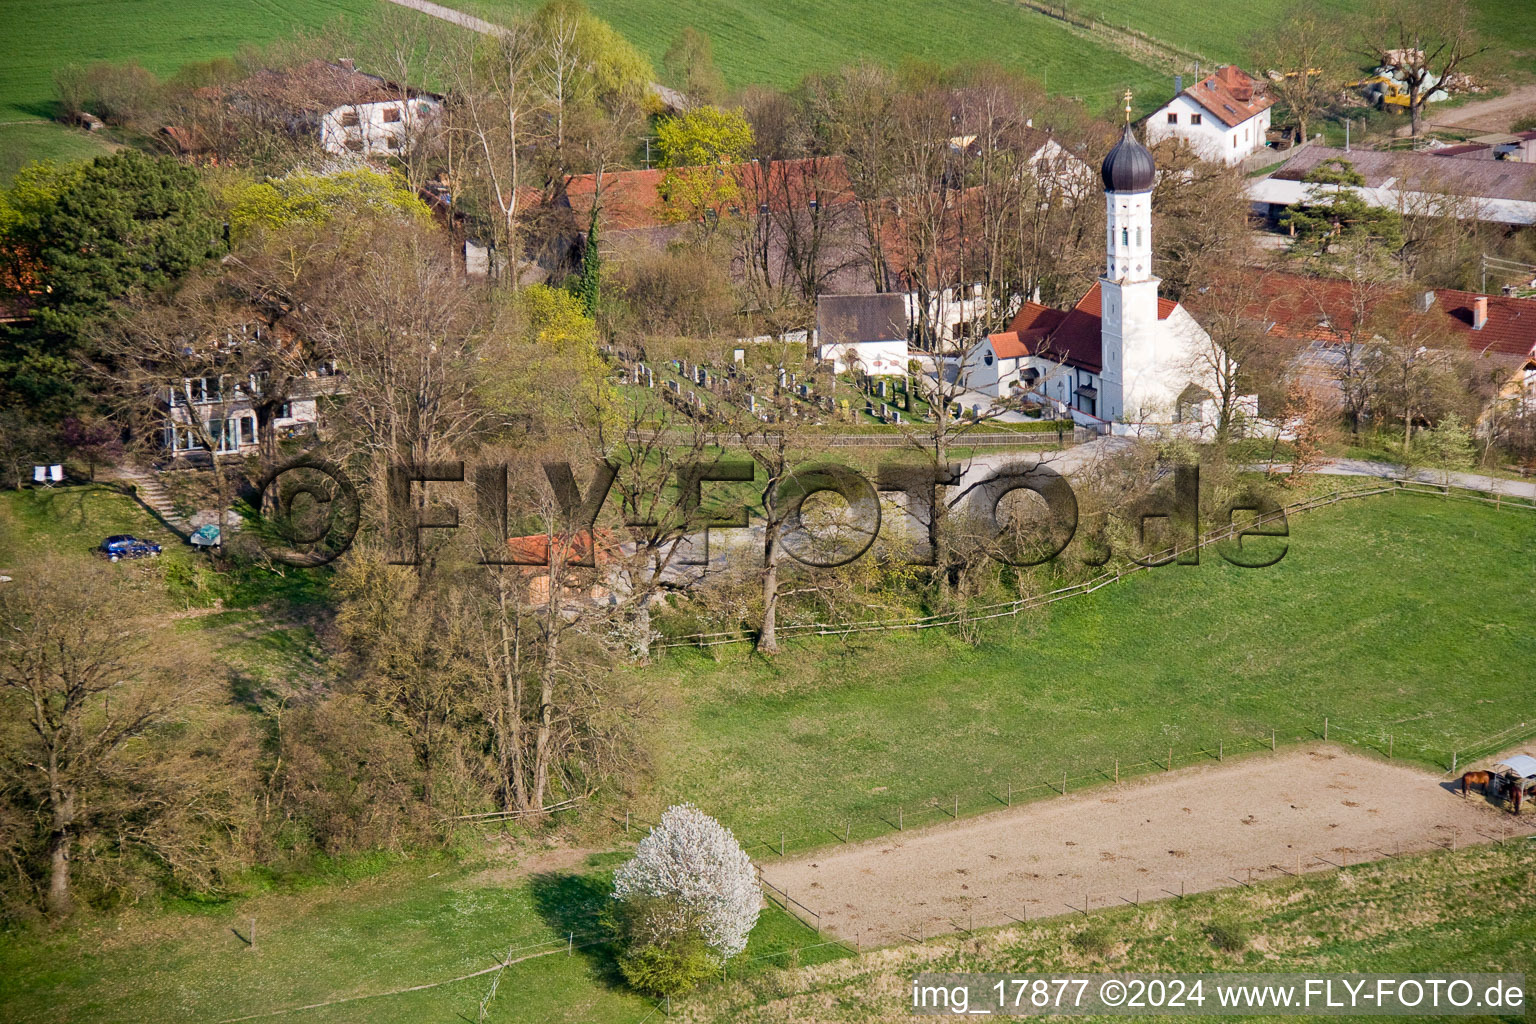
[[1209, 921, 1250, 953], [617, 934, 718, 996], [1070, 923, 1116, 959]]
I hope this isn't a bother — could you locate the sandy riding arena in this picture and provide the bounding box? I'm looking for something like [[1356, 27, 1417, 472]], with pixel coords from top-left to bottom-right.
[[758, 748, 1529, 947]]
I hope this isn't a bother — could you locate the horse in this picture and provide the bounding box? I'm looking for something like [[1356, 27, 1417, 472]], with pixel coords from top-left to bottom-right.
[[1515, 782, 1527, 815], [1460, 770, 1493, 797]]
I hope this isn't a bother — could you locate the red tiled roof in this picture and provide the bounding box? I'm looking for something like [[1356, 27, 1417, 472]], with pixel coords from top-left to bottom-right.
[[1181, 65, 1274, 129], [987, 331, 1029, 359], [1232, 272, 1536, 358], [559, 156, 855, 233], [505, 529, 622, 566], [1005, 282, 1176, 374]]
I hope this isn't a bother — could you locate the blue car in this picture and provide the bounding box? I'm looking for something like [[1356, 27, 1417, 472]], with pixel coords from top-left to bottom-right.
[[99, 535, 162, 562]]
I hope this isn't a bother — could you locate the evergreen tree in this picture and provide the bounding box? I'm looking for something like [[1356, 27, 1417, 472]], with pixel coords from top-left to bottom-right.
[[32, 150, 224, 342]]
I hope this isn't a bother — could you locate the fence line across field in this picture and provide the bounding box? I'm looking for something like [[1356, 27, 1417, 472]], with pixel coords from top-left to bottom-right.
[[603, 715, 1536, 865], [602, 718, 1535, 862], [653, 478, 1533, 651]]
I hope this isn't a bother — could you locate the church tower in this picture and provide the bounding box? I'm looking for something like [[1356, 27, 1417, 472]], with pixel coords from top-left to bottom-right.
[[1098, 93, 1159, 423]]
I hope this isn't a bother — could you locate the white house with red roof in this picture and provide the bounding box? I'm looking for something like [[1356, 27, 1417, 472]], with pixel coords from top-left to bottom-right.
[[963, 123, 1247, 429], [1146, 66, 1274, 166]]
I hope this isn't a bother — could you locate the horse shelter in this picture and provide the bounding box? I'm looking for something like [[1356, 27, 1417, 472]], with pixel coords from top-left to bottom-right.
[[1491, 755, 1536, 813]]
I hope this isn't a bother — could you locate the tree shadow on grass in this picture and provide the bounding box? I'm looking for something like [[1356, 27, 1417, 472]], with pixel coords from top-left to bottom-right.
[[526, 870, 626, 986]]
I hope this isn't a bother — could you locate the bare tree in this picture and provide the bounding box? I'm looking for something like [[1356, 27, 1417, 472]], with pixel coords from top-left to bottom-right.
[[0, 559, 211, 916], [1251, 0, 1341, 144], [1358, 0, 1485, 139], [809, 64, 901, 293], [440, 19, 542, 285], [1186, 267, 1273, 443]]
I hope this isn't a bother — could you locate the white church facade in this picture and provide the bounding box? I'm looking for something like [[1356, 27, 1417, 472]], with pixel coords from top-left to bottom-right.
[[963, 119, 1255, 431]]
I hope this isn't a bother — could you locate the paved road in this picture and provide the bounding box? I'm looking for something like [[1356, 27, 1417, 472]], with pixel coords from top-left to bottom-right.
[[1269, 457, 1536, 500], [382, 0, 508, 36]]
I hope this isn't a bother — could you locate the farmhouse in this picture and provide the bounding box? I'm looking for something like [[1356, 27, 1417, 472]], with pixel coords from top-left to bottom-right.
[[180, 59, 442, 160], [962, 122, 1249, 429], [1146, 65, 1274, 166]]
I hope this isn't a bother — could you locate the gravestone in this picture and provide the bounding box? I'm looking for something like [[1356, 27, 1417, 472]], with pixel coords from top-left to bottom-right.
[[746, 394, 757, 413], [877, 380, 888, 399], [733, 347, 745, 364], [890, 409, 901, 424]]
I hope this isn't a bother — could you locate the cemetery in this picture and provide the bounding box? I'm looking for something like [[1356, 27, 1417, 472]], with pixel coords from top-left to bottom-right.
[[607, 345, 1073, 434]]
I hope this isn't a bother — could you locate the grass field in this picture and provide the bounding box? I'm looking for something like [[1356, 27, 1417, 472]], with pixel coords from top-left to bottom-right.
[[0, 849, 847, 1024], [1054, 0, 1535, 82], [0, 818, 1529, 1022], [0, 483, 1532, 1020], [474, 0, 1167, 105], [5, 0, 1532, 178], [0, 0, 387, 177], [637, 491, 1536, 855]]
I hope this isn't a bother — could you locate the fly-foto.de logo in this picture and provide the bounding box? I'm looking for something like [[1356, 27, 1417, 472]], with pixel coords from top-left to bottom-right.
[[253, 457, 1289, 571]]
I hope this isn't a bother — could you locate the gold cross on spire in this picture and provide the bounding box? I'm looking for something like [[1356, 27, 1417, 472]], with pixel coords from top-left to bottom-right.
[[1123, 88, 1134, 124]]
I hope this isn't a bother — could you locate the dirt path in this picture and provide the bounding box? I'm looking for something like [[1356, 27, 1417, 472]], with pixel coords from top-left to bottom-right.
[[1425, 85, 1536, 133], [759, 747, 1530, 947]]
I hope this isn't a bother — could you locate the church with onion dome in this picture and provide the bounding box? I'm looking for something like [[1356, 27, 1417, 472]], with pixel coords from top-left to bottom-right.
[[962, 98, 1255, 431]]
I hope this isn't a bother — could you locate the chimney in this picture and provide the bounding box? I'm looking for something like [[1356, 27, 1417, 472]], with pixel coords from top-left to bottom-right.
[[1175, 74, 1183, 94], [1415, 290, 1435, 313], [1473, 295, 1488, 330]]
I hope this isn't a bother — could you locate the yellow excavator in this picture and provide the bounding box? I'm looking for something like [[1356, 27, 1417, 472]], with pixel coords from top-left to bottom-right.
[[1347, 74, 1414, 109]]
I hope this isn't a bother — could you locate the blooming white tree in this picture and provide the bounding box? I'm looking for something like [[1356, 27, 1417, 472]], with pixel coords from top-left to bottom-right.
[[612, 802, 760, 958]]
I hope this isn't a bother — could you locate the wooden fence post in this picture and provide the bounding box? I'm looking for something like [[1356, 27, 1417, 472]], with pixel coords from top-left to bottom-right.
[[1324, 717, 1328, 741], [1114, 758, 1119, 784], [779, 832, 784, 856], [1167, 747, 1172, 771], [1271, 728, 1276, 752]]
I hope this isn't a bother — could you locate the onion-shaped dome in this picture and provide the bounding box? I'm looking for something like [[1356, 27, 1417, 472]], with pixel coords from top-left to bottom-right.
[[1100, 124, 1156, 193]]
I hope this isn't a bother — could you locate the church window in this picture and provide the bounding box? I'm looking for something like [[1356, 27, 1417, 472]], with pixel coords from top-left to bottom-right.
[[1121, 227, 1128, 245], [1135, 227, 1142, 246]]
